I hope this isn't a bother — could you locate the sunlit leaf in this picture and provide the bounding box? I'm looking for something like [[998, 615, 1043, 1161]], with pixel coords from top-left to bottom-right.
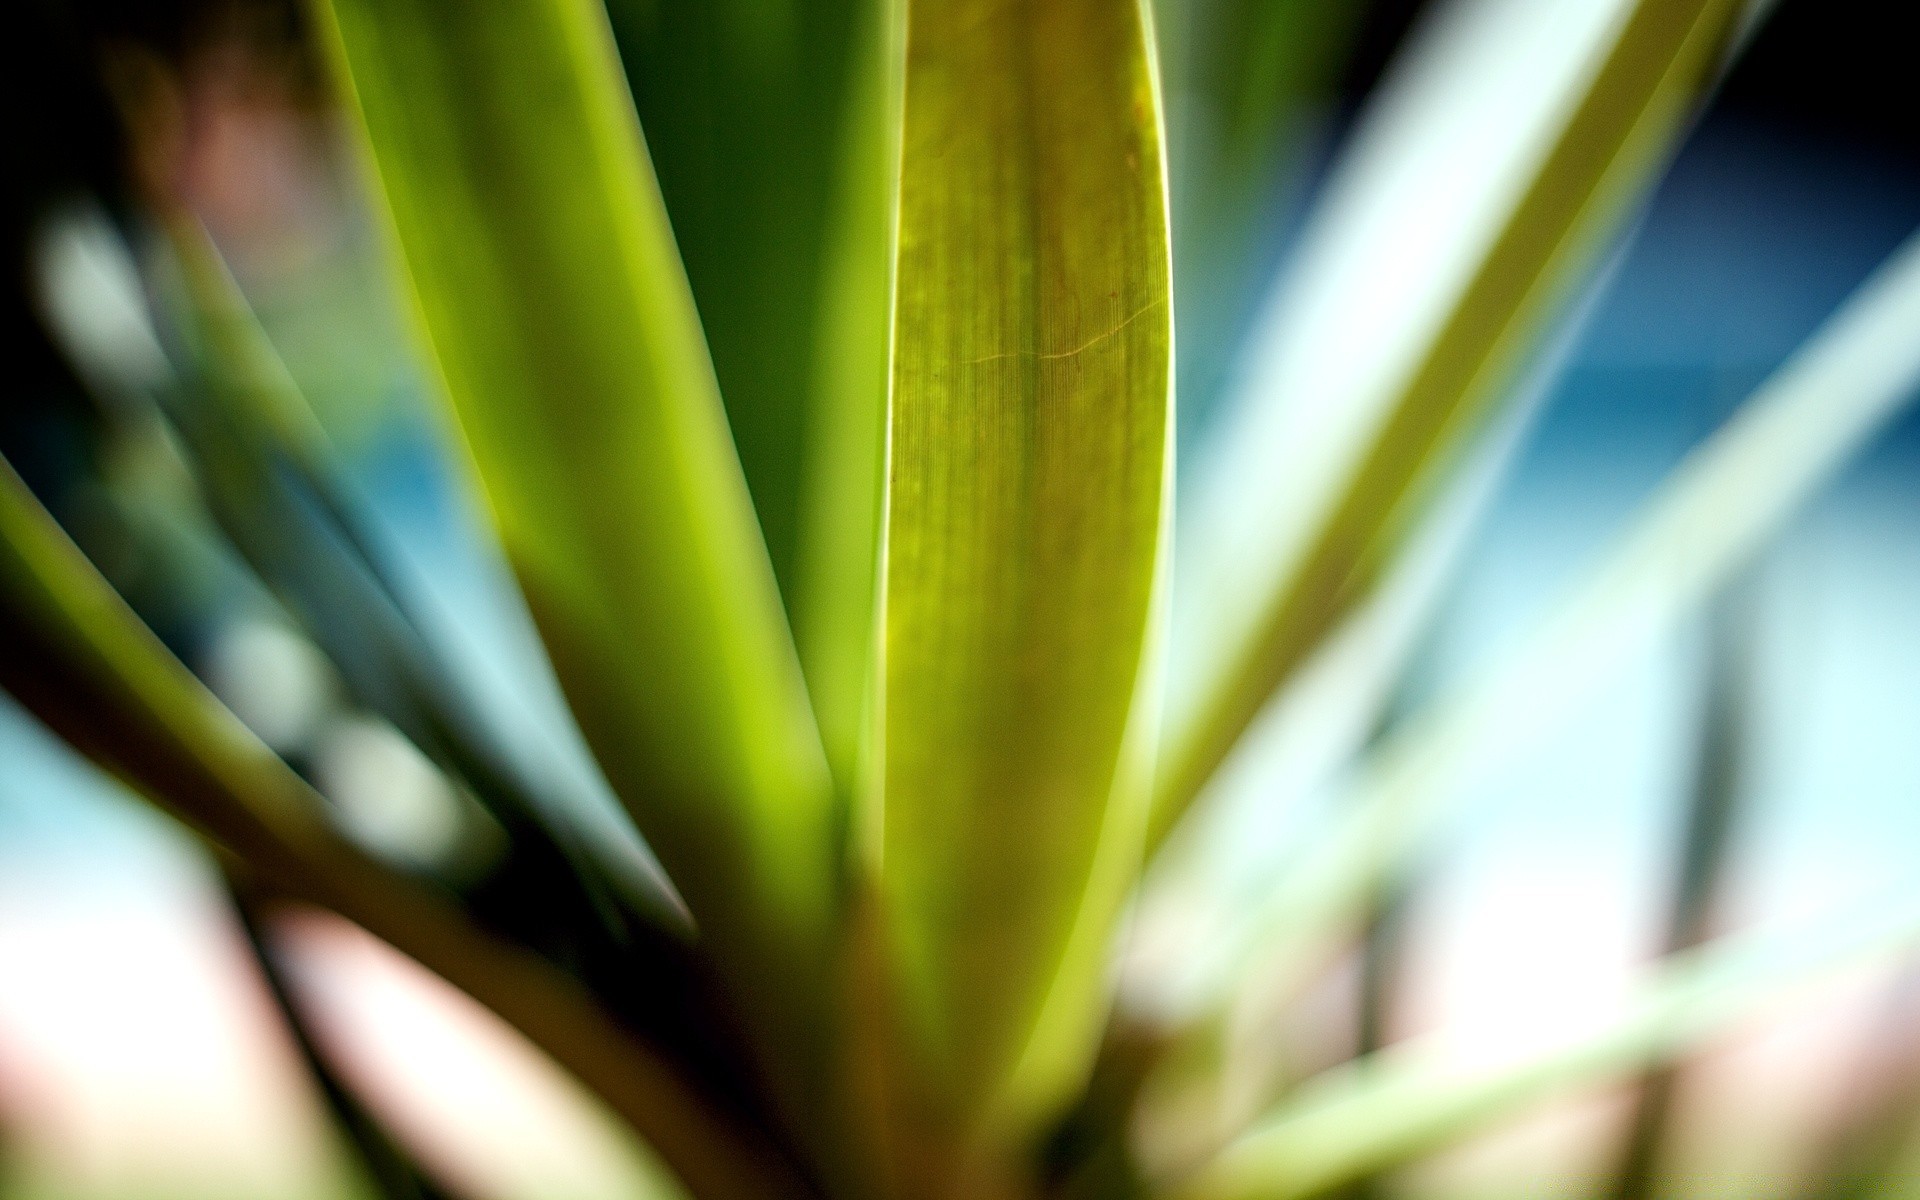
[[602, 0, 901, 790], [309, 0, 838, 1056], [871, 0, 1173, 1137], [787, 0, 902, 790]]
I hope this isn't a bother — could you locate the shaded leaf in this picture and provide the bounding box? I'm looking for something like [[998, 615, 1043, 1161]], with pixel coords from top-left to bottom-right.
[[154, 221, 688, 934]]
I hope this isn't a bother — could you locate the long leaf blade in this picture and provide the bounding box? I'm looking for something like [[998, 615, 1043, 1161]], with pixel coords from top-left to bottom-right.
[[1155, 0, 1748, 847], [1174, 224, 1920, 1026], [874, 0, 1174, 1134], [789, 0, 904, 789], [308, 0, 837, 1035], [1172, 902, 1920, 1200], [0, 457, 810, 1200]]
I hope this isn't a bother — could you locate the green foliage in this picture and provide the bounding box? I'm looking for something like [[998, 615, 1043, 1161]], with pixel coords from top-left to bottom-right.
[[309, 0, 840, 1085], [874, 0, 1171, 1139], [6, 1, 1920, 1199]]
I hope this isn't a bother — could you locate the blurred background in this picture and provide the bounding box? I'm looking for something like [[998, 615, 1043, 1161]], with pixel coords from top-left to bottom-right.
[[4, 0, 1919, 1197]]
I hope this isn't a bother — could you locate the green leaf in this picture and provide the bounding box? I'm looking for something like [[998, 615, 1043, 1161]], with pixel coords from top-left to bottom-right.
[[1161, 226, 1920, 1029], [788, 0, 903, 790], [1127, 231, 1920, 1171], [308, 0, 838, 1042], [1168, 902, 1920, 1200], [0, 456, 809, 1200], [153, 222, 688, 932], [601, 0, 874, 615], [1154, 0, 1749, 849], [872, 0, 1174, 1134], [600, 0, 902, 791]]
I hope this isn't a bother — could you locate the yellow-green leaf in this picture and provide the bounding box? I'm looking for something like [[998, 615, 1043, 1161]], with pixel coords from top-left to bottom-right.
[[873, 0, 1174, 1134], [789, 0, 903, 791], [309, 0, 837, 1047]]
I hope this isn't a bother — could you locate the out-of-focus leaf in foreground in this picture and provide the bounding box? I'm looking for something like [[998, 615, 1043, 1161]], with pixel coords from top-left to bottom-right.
[[1169, 224, 1920, 1028], [154, 222, 687, 930], [873, 0, 1173, 1137], [1156, 0, 1747, 847], [0, 458, 806, 1200], [1171, 902, 1920, 1200], [309, 0, 838, 1056]]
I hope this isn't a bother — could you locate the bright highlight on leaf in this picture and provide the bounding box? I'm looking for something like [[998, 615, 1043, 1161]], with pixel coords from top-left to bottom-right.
[[1157, 0, 1747, 848], [872, 0, 1173, 1135], [8, 1, 1920, 1198]]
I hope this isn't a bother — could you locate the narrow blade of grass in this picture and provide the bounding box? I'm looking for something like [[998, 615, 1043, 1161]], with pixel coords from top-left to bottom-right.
[[0, 455, 813, 1200], [873, 0, 1173, 1135], [1170, 902, 1920, 1200], [1154, 0, 1748, 848], [308, 0, 838, 1048]]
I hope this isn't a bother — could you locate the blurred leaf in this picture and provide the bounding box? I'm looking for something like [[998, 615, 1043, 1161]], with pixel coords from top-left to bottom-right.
[[1155, 0, 1748, 848], [1155, 0, 1374, 432], [787, 0, 902, 789], [1160, 224, 1920, 1034], [310, 0, 839, 1057], [155, 221, 689, 933], [1605, 587, 1755, 1198], [1169, 903, 1920, 1200], [227, 876, 460, 1200], [872, 0, 1173, 1136], [0, 454, 811, 1200]]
